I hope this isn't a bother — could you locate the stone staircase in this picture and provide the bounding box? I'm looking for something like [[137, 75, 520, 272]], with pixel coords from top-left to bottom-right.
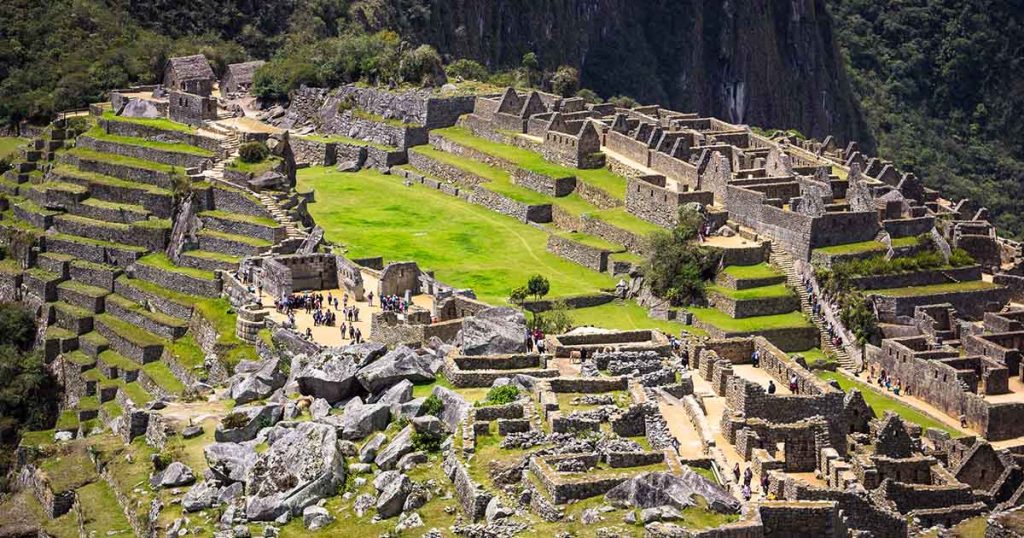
[[770, 248, 856, 369], [200, 122, 306, 243]]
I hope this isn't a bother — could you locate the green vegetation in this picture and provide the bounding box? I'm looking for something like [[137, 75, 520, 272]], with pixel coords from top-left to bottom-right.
[[644, 207, 720, 306], [872, 280, 999, 297], [551, 230, 623, 252], [199, 229, 272, 248], [0, 137, 27, 159], [39, 443, 97, 492], [298, 166, 614, 304], [199, 209, 277, 228], [421, 394, 444, 417], [721, 263, 782, 280], [708, 283, 794, 301], [238, 141, 270, 163], [434, 126, 628, 199], [816, 370, 959, 436], [481, 385, 520, 406], [814, 240, 887, 256], [100, 110, 194, 133], [226, 155, 281, 175], [138, 252, 216, 281], [50, 165, 170, 196], [570, 301, 701, 337], [689, 308, 813, 332], [828, 247, 974, 281], [831, 0, 1024, 239], [83, 126, 213, 157], [65, 147, 180, 173], [142, 361, 186, 394], [409, 146, 549, 205], [77, 481, 133, 534], [96, 314, 164, 347]]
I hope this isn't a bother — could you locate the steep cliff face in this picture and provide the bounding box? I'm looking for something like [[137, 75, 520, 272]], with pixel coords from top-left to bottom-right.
[[356, 0, 869, 144]]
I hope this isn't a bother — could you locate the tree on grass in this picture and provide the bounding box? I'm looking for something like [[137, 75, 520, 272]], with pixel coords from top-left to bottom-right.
[[526, 274, 550, 303], [445, 58, 488, 82], [644, 207, 720, 306], [238, 141, 270, 163], [550, 65, 580, 97]]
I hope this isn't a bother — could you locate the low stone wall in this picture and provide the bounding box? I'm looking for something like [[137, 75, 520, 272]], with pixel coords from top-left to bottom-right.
[[715, 271, 785, 290], [445, 355, 559, 387], [547, 376, 628, 393], [442, 450, 492, 522], [521, 292, 617, 313], [0, 270, 21, 303], [546, 234, 610, 272], [70, 262, 121, 291], [468, 187, 551, 223], [52, 215, 168, 252], [211, 184, 274, 219], [716, 242, 771, 267], [95, 317, 163, 363], [529, 455, 632, 504], [73, 139, 211, 181], [871, 285, 1010, 321], [693, 321, 820, 353], [848, 265, 982, 291], [510, 168, 575, 197], [44, 235, 145, 269], [99, 118, 222, 154], [407, 150, 486, 187], [574, 180, 621, 210], [708, 291, 800, 318], [200, 213, 282, 243], [52, 165, 175, 219], [113, 278, 192, 320], [132, 262, 222, 298]]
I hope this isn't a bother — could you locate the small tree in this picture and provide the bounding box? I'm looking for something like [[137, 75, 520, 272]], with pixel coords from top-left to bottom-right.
[[575, 88, 602, 104], [607, 95, 640, 109], [644, 207, 720, 306], [521, 52, 540, 86], [445, 58, 488, 81], [526, 274, 550, 303], [508, 286, 528, 308], [238, 141, 270, 163], [538, 300, 574, 334], [550, 65, 580, 97]]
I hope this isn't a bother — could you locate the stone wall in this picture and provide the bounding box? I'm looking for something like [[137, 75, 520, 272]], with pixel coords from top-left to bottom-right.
[[625, 176, 713, 229], [468, 187, 551, 223], [132, 262, 222, 298], [545, 234, 609, 272], [211, 184, 274, 219], [848, 265, 982, 291], [62, 151, 183, 190], [871, 285, 1010, 321], [442, 450, 492, 522], [708, 290, 800, 318], [168, 91, 217, 126], [98, 118, 222, 154]]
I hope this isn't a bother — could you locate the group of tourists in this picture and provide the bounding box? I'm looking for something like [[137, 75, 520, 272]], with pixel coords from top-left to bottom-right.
[[380, 294, 410, 314], [732, 463, 771, 501], [867, 365, 910, 397], [527, 328, 546, 353], [802, 275, 846, 351]]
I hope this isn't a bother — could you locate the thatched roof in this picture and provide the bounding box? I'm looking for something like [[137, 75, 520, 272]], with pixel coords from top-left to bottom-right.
[[167, 55, 215, 81], [225, 61, 265, 85]]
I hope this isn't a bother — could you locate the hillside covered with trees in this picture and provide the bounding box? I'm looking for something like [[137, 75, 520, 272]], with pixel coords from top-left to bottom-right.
[[1, 0, 1022, 235]]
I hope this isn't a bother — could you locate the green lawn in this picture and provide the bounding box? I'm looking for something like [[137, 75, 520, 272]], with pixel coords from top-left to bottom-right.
[[707, 283, 794, 300], [0, 137, 27, 159], [84, 126, 214, 157], [138, 252, 217, 281], [689, 308, 813, 332], [550, 229, 624, 251], [227, 155, 281, 175], [721, 263, 782, 280], [569, 300, 705, 336], [871, 280, 999, 297], [434, 126, 629, 199], [66, 147, 180, 173], [298, 166, 615, 304], [101, 110, 196, 134], [408, 147, 551, 205], [816, 370, 960, 436], [814, 240, 887, 256]]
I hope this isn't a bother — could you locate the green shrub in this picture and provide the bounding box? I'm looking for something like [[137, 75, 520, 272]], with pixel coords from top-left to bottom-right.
[[421, 394, 444, 417], [238, 142, 269, 164], [445, 59, 488, 81], [484, 385, 520, 406], [411, 431, 442, 453], [221, 412, 247, 429]]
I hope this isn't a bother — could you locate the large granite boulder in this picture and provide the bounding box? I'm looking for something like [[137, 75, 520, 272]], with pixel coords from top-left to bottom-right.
[[372, 378, 413, 406], [244, 422, 347, 521], [604, 471, 740, 514], [121, 98, 161, 118], [374, 471, 411, 519], [302, 505, 334, 530], [229, 357, 287, 405], [151, 462, 195, 488], [295, 351, 360, 403], [459, 307, 528, 356], [322, 402, 391, 441], [215, 404, 283, 443], [431, 386, 469, 431], [355, 345, 435, 393], [359, 432, 386, 464], [183, 480, 221, 512], [374, 425, 414, 470], [205, 442, 258, 483], [340, 342, 388, 367]]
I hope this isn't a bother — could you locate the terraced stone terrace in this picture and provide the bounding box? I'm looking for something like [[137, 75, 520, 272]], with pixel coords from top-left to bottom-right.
[[0, 115, 271, 445]]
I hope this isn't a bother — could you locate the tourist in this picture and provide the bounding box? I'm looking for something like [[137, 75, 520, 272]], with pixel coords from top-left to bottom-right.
[[743, 467, 753, 486], [305, 327, 312, 339], [761, 473, 769, 495], [960, 413, 968, 428], [340, 322, 347, 341], [893, 378, 902, 396], [767, 380, 776, 394], [789, 373, 798, 394], [733, 463, 740, 482], [751, 348, 760, 368], [741, 483, 751, 501], [671, 437, 680, 456], [367, 291, 374, 307], [355, 327, 362, 344]]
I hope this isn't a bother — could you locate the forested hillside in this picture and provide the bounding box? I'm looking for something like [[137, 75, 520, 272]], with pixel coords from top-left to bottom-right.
[[1, 0, 1022, 235], [828, 0, 1024, 237]]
